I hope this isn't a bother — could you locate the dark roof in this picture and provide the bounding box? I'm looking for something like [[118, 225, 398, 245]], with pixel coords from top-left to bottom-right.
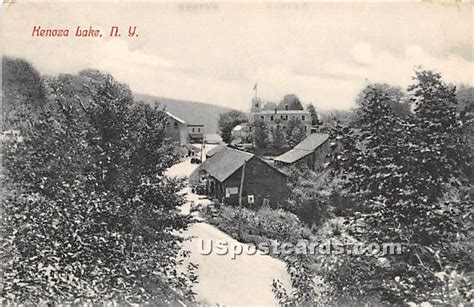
[[204, 134, 223, 144], [205, 144, 227, 158], [274, 133, 330, 164], [199, 147, 254, 182]]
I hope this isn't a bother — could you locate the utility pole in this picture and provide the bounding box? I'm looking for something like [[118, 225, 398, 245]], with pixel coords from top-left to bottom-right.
[[200, 127, 205, 162], [238, 161, 246, 239], [238, 161, 246, 207]]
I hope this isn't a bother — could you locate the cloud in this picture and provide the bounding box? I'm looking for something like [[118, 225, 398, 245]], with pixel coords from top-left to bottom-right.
[[351, 43, 374, 65], [2, 3, 472, 112]]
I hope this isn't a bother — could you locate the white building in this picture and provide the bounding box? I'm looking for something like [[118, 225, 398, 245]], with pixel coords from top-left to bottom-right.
[[248, 97, 312, 134]]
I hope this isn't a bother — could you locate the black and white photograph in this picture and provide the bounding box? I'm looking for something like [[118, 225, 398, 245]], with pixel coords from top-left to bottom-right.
[[1, 1, 473, 306]]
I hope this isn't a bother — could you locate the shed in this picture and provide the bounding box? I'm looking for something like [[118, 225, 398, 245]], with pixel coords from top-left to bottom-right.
[[192, 147, 288, 207], [274, 133, 330, 170]]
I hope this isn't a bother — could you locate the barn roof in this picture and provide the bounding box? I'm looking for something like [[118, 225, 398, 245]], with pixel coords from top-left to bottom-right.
[[199, 147, 254, 182], [205, 144, 227, 158], [274, 133, 330, 164]]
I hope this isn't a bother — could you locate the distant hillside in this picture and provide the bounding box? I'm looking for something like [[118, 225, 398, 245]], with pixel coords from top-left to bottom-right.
[[135, 94, 239, 134]]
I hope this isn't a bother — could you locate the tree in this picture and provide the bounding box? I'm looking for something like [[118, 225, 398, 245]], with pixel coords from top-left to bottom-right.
[[306, 103, 319, 126], [2, 56, 47, 130], [218, 110, 248, 143], [271, 120, 286, 149], [320, 72, 472, 305], [263, 101, 278, 110], [2, 69, 196, 304], [456, 84, 474, 179], [318, 110, 354, 132], [278, 94, 304, 110], [286, 117, 307, 147], [252, 119, 269, 149], [353, 84, 410, 126]]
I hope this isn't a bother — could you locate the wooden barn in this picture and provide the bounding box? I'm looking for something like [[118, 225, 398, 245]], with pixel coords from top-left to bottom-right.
[[192, 147, 288, 207], [274, 133, 331, 170]]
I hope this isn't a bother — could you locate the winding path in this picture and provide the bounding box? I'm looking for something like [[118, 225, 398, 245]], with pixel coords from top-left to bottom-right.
[[167, 145, 291, 306]]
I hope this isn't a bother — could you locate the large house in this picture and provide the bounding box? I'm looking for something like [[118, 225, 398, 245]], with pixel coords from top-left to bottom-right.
[[191, 146, 288, 207], [274, 133, 332, 170], [164, 111, 206, 147], [187, 124, 204, 143], [248, 97, 312, 135], [164, 111, 188, 146]]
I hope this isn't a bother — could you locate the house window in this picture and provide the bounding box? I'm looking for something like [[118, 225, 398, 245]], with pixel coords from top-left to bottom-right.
[[302, 115, 305, 121], [260, 115, 265, 120], [197, 128, 200, 132], [270, 115, 274, 121], [192, 128, 195, 132], [304, 126, 307, 131], [174, 122, 178, 128]]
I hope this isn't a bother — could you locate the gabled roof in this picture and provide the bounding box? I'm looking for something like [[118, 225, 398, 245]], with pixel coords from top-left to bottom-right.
[[274, 133, 330, 164], [165, 111, 186, 124], [199, 147, 254, 182], [293, 133, 330, 151], [205, 144, 227, 158]]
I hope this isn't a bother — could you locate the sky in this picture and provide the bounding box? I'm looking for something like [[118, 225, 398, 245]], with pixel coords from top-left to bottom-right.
[[2, 2, 473, 111]]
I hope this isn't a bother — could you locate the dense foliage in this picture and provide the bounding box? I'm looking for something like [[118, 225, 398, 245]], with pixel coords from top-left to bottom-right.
[[270, 120, 287, 149], [306, 103, 320, 126], [320, 70, 473, 305], [2, 63, 195, 304], [286, 117, 307, 148], [252, 119, 270, 149], [278, 94, 304, 111], [217, 110, 248, 143], [2, 57, 47, 130], [285, 166, 334, 227]]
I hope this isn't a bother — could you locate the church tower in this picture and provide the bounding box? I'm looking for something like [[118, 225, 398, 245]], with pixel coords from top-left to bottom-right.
[[250, 97, 262, 113]]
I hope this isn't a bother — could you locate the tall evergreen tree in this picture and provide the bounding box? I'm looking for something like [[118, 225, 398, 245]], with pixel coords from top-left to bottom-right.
[[306, 103, 320, 126], [271, 120, 286, 149], [252, 119, 269, 149], [286, 117, 307, 148]]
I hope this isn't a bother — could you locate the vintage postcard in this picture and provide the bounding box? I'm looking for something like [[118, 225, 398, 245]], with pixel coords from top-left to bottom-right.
[[1, 1, 473, 306]]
